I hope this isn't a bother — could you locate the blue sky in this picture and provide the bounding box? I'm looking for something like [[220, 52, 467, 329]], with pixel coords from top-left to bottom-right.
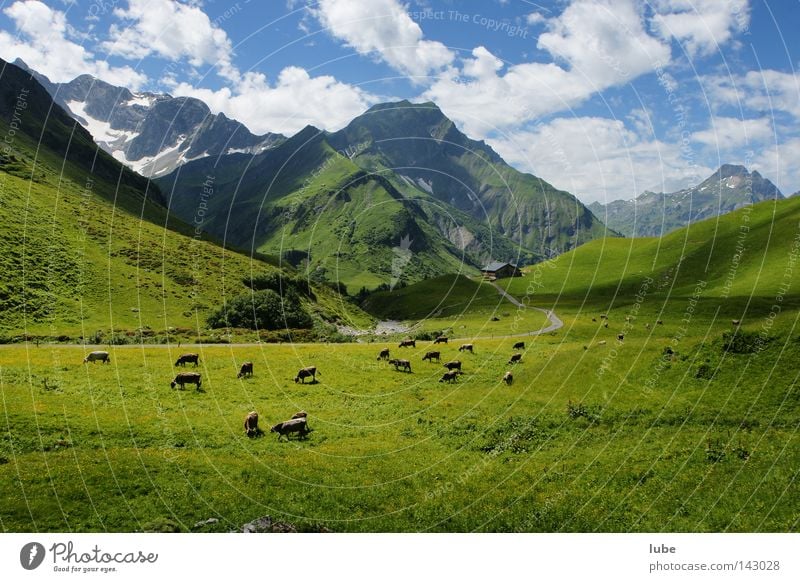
[[0, 0, 798, 203]]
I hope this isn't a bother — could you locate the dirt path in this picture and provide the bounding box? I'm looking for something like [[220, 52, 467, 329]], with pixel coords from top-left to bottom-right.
[[484, 281, 564, 339]]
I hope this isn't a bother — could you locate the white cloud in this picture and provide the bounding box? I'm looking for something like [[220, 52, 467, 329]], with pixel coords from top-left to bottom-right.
[[651, 0, 750, 57], [490, 116, 712, 204], [168, 67, 376, 135], [102, 0, 237, 80], [691, 116, 774, 148], [0, 0, 146, 88], [751, 138, 800, 196], [314, 0, 454, 77], [526, 12, 546, 25], [424, 0, 671, 137], [704, 69, 800, 122]]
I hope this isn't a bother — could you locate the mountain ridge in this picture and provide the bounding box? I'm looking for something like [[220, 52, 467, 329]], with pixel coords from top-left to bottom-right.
[[589, 164, 783, 238]]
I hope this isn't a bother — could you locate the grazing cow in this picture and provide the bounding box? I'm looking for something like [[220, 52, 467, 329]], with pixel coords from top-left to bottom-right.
[[656, 320, 663, 325], [645, 323, 651, 329], [83, 351, 110, 364], [731, 319, 741, 326], [388, 359, 412, 372], [270, 417, 310, 441], [443, 360, 462, 371], [294, 366, 318, 384], [503, 371, 513, 385], [377, 348, 390, 361], [175, 353, 200, 367], [508, 353, 522, 364], [598, 340, 607, 346], [398, 339, 416, 348], [592, 317, 597, 322], [433, 336, 448, 344], [439, 370, 460, 383], [617, 333, 625, 342], [491, 316, 500, 321], [237, 362, 253, 378], [603, 323, 609, 328], [422, 351, 440, 363], [513, 341, 525, 350], [458, 344, 474, 353], [170, 372, 202, 390], [600, 314, 608, 319], [244, 411, 260, 436]]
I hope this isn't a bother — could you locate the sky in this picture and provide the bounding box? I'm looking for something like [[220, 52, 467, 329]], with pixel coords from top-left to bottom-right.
[[0, 0, 798, 204]]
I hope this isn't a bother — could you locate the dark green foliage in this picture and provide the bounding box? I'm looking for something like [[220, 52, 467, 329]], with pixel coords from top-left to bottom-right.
[[695, 362, 714, 379], [207, 289, 313, 330], [722, 330, 765, 354], [242, 271, 314, 299]]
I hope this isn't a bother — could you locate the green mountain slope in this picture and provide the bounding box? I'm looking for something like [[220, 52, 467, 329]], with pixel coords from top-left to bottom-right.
[[329, 101, 611, 256], [0, 58, 370, 339], [504, 195, 800, 314], [157, 101, 612, 290]]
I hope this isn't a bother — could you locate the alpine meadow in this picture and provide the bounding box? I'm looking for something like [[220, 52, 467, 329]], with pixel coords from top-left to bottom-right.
[[0, 0, 798, 541]]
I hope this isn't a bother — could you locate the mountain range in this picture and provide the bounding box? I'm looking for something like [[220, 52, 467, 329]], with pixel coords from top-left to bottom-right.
[[156, 101, 611, 289], [14, 58, 284, 179], [14, 61, 787, 290], [589, 164, 783, 238]]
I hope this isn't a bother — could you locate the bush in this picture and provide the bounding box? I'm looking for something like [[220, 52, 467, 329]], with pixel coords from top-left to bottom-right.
[[207, 289, 313, 331], [695, 362, 714, 380], [243, 271, 314, 298], [721, 330, 764, 354]]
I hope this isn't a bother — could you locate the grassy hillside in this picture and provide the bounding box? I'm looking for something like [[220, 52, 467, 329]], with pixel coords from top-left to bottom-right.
[[0, 62, 371, 341]]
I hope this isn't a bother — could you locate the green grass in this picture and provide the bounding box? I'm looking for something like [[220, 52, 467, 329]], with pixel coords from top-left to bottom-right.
[[1, 308, 797, 532]]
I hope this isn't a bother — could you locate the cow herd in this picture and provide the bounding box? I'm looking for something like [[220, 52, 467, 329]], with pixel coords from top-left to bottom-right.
[[376, 336, 523, 386], [81, 335, 529, 443]]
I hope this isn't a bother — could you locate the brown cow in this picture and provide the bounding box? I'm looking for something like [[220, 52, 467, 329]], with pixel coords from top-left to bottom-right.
[[398, 339, 416, 348], [270, 417, 310, 441], [422, 351, 440, 362], [508, 353, 522, 364], [377, 348, 390, 361], [439, 370, 460, 383], [458, 343, 474, 353], [291, 411, 308, 420], [175, 353, 200, 367], [388, 359, 412, 372], [237, 362, 253, 378], [171, 372, 202, 390], [513, 341, 525, 350], [502, 371, 513, 385], [83, 351, 110, 364], [244, 411, 260, 436], [433, 336, 448, 344], [294, 366, 318, 383], [443, 360, 462, 371]]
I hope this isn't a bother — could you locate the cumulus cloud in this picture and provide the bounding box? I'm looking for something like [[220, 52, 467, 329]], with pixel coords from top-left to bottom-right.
[[168, 67, 376, 135], [489, 116, 712, 204], [424, 0, 671, 137], [703, 69, 800, 122], [651, 0, 750, 57], [314, 0, 454, 77], [691, 116, 774, 149], [0, 0, 147, 88], [102, 0, 237, 80]]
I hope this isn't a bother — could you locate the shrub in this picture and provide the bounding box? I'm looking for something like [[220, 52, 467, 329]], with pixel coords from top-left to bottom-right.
[[207, 289, 313, 331], [721, 330, 764, 354]]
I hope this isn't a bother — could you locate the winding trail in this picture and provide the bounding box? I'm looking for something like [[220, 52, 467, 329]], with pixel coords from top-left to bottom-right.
[[475, 281, 564, 339]]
